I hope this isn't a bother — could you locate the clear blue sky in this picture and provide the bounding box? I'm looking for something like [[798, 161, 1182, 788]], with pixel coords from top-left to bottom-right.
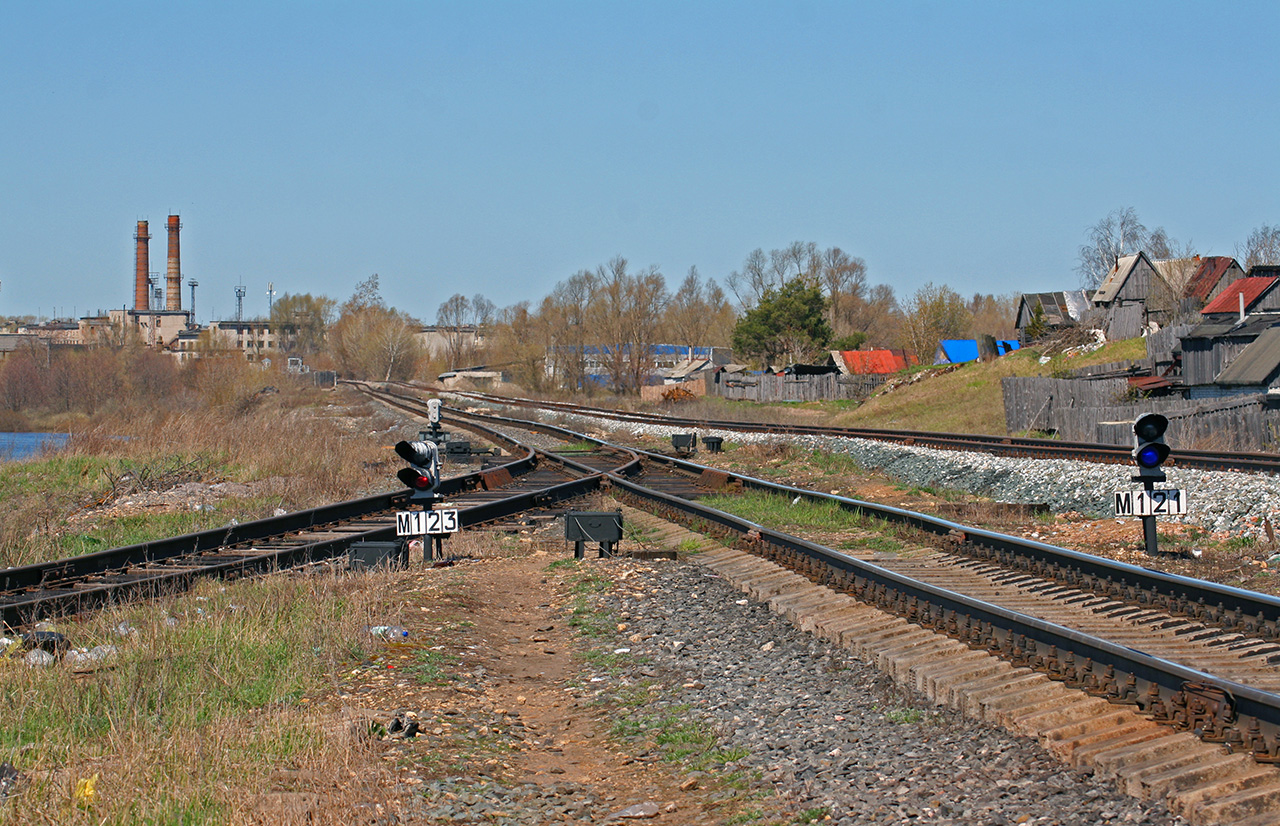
[[3, 1, 1278, 323]]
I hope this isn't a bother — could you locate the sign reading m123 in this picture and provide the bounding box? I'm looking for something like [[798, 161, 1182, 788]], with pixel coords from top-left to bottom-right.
[[396, 509, 460, 536], [1114, 489, 1188, 517]]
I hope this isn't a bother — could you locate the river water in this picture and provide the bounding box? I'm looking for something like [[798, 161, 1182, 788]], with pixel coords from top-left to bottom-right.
[[0, 432, 69, 461]]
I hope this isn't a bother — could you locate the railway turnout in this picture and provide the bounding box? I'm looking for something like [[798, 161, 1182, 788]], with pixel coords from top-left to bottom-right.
[[13, 383, 1280, 822]]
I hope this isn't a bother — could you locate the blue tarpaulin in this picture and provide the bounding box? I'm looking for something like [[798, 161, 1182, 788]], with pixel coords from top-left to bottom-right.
[[934, 339, 1020, 364]]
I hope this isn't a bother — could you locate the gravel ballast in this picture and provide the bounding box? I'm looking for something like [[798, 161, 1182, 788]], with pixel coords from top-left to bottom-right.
[[593, 557, 1184, 826], [473, 401, 1280, 538]]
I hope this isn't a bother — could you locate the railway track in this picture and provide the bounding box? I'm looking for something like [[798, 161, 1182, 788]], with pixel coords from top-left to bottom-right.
[[368, 385, 1280, 823], [445, 387, 1280, 475], [16, 381, 1280, 822], [0, 416, 632, 629]]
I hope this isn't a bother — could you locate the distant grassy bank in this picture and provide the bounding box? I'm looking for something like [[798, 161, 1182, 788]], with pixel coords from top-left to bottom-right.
[[0, 368, 392, 569]]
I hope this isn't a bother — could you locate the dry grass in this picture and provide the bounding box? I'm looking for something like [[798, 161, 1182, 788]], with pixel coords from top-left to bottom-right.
[[0, 381, 393, 568], [0, 567, 412, 824], [833, 338, 1150, 434]]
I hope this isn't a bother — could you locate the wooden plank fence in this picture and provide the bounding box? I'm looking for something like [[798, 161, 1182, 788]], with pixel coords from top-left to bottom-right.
[[709, 372, 885, 403], [1002, 376, 1280, 450]]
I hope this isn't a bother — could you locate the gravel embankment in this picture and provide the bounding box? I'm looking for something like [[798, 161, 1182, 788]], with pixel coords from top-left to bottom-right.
[[597, 558, 1184, 826], [471, 401, 1280, 538]]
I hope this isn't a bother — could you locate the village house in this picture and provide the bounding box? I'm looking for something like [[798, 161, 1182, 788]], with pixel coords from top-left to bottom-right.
[[1014, 291, 1092, 343]]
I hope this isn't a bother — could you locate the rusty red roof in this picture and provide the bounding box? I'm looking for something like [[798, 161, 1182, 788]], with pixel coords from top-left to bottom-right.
[[1201, 277, 1279, 314], [839, 349, 917, 374], [1184, 256, 1239, 301]]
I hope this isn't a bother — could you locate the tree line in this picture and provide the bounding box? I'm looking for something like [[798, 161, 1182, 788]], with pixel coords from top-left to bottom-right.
[[6, 211, 1279, 404]]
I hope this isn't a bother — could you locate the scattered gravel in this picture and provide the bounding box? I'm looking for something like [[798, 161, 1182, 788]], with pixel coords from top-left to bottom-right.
[[595, 558, 1184, 826], [461, 399, 1280, 538]]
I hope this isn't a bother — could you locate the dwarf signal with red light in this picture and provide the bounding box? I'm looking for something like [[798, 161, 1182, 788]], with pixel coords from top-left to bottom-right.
[[395, 439, 440, 501]]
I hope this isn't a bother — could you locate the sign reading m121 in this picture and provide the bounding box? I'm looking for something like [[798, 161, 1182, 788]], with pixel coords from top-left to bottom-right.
[[1114, 489, 1188, 517]]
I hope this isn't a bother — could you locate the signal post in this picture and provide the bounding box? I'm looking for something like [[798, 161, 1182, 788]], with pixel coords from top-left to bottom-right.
[[393, 433, 458, 561], [1116, 413, 1186, 555]]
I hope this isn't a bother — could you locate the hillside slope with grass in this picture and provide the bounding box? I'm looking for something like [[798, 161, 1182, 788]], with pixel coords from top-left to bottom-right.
[[829, 338, 1148, 435]]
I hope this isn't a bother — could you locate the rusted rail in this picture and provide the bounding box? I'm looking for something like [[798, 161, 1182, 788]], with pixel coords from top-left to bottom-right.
[[446, 388, 1280, 474]]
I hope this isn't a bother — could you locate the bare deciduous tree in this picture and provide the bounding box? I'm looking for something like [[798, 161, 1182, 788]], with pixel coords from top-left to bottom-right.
[[330, 276, 424, 381], [491, 301, 551, 391], [1077, 207, 1149, 290], [586, 257, 669, 394], [727, 247, 771, 310], [664, 266, 733, 357], [1239, 225, 1280, 270], [899, 283, 971, 364], [815, 247, 868, 336]]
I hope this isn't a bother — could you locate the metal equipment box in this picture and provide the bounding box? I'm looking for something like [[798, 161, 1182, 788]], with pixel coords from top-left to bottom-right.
[[348, 540, 407, 571], [671, 433, 698, 455], [565, 511, 623, 543]]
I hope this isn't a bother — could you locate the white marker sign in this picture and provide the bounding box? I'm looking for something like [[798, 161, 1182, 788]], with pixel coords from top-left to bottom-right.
[[1114, 489, 1187, 517], [396, 509, 460, 536]]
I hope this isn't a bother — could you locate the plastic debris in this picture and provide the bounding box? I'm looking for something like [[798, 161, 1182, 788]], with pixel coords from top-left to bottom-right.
[[113, 622, 137, 637], [0, 762, 19, 799], [367, 625, 410, 640], [65, 645, 119, 668], [73, 773, 98, 807], [23, 630, 67, 654], [24, 649, 55, 668]]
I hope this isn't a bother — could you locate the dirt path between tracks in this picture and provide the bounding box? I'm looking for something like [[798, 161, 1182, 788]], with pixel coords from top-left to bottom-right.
[[258, 544, 776, 825]]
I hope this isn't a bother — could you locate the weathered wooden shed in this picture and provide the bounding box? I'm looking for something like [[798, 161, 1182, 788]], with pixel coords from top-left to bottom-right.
[[1092, 252, 1167, 338], [1014, 290, 1092, 343], [1179, 313, 1280, 386]]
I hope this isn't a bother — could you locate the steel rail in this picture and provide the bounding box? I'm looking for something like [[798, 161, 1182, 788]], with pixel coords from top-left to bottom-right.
[[447, 388, 1280, 474], [0, 415, 605, 629], [435, 403, 1280, 759]]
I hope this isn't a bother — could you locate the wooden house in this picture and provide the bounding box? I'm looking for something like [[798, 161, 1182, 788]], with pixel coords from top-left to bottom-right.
[[1014, 291, 1091, 343], [1091, 252, 1166, 338]]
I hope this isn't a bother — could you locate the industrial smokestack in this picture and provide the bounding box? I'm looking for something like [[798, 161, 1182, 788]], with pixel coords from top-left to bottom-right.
[[134, 220, 150, 312], [166, 215, 182, 311]]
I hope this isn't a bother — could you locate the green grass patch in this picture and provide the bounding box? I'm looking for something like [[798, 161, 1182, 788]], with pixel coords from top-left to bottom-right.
[[883, 706, 926, 724], [567, 596, 611, 637], [839, 534, 903, 553], [806, 449, 864, 476], [407, 649, 459, 685], [700, 490, 869, 532]]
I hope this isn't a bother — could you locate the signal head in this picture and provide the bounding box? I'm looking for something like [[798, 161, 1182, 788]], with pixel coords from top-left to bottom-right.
[[1130, 413, 1170, 473], [394, 439, 440, 500]]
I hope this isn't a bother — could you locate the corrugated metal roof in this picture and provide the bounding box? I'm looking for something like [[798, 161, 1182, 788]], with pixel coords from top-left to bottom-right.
[[1216, 327, 1280, 386], [1184, 257, 1239, 301], [1184, 313, 1280, 340], [1201, 277, 1278, 314], [668, 358, 714, 379], [836, 349, 915, 374], [1128, 375, 1173, 391], [1062, 290, 1092, 320]]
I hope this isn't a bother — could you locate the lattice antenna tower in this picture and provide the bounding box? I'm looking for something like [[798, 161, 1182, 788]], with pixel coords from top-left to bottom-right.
[[235, 283, 247, 323]]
